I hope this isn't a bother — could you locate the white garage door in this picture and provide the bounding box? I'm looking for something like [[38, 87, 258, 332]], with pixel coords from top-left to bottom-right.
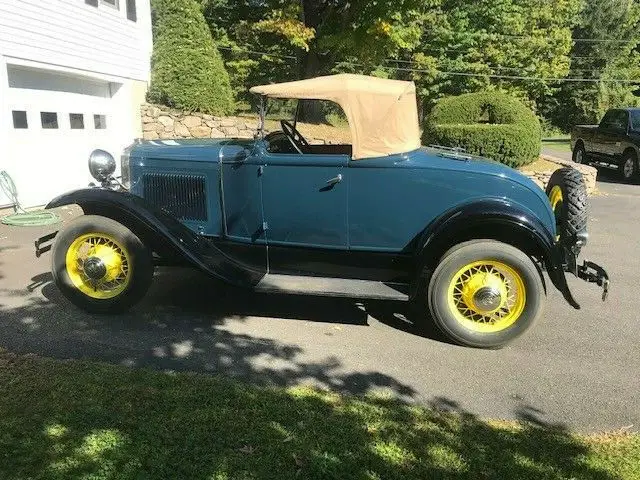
[[4, 65, 123, 208]]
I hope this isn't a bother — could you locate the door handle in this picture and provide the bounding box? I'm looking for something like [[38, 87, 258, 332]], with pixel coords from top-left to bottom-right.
[[326, 174, 343, 186]]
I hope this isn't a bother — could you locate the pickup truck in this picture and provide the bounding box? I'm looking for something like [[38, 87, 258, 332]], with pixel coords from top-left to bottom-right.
[[571, 108, 640, 181]]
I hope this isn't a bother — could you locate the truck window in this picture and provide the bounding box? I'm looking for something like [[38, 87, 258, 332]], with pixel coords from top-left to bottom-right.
[[630, 111, 640, 132], [601, 110, 629, 132]]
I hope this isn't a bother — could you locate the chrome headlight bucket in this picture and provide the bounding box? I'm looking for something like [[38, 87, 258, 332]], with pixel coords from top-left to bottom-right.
[[120, 147, 132, 190], [88, 149, 116, 183]]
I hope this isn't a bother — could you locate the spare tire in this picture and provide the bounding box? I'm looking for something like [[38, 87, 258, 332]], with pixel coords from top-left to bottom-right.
[[545, 168, 588, 242]]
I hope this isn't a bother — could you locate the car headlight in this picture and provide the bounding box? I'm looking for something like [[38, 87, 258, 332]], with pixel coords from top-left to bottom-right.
[[88, 149, 116, 183]]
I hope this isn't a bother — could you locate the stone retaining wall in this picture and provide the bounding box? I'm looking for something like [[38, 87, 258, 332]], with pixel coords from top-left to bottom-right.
[[141, 104, 259, 140], [521, 155, 598, 195]]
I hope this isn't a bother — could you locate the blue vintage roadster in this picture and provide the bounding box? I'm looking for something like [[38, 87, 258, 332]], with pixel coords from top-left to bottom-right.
[[36, 74, 609, 348]]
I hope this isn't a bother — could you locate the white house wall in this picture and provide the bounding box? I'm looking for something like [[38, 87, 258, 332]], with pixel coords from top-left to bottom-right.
[[0, 0, 152, 208], [0, 0, 152, 82]]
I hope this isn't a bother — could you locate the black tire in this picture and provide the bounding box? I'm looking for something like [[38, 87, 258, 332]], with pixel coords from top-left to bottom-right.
[[52, 215, 153, 313], [427, 240, 545, 349], [572, 143, 588, 164], [618, 150, 639, 182], [545, 168, 588, 242]]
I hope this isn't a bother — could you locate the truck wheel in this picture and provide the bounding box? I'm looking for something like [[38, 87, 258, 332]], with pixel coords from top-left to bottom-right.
[[546, 168, 588, 242], [572, 143, 587, 164], [619, 151, 638, 182], [427, 240, 545, 349], [52, 215, 154, 313]]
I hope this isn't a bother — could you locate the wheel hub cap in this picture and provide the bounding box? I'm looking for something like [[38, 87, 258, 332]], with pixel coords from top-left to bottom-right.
[[83, 256, 107, 280], [624, 159, 634, 177], [460, 271, 507, 315], [472, 286, 503, 312]]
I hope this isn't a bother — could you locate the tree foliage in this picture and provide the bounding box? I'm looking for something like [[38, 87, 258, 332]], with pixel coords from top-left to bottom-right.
[[425, 92, 541, 167], [148, 0, 234, 115], [170, 0, 640, 130], [409, 0, 581, 117], [547, 0, 640, 130]]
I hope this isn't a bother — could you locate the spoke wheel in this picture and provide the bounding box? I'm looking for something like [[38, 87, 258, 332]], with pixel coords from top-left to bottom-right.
[[65, 233, 132, 299], [426, 240, 545, 349], [448, 261, 526, 333], [623, 157, 635, 179], [52, 215, 153, 313]]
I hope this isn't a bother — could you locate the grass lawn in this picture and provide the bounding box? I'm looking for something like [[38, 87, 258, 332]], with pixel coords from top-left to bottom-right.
[[0, 350, 638, 480], [519, 158, 564, 174], [542, 139, 572, 154]]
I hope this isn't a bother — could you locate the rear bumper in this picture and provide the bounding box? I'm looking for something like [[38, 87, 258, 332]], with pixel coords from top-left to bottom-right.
[[575, 260, 609, 301], [548, 232, 609, 309]]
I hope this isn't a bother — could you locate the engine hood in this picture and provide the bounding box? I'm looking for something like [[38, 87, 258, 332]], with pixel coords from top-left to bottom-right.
[[131, 138, 256, 162]]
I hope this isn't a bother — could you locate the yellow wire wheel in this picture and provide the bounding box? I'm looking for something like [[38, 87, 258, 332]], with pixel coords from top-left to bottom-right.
[[65, 233, 132, 299], [427, 240, 544, 348], [52, 215, 154, 313], [447, 260, 526, 333]]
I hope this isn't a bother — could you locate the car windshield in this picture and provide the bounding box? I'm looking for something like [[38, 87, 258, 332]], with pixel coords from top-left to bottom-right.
[[263, 99, 353, 156]]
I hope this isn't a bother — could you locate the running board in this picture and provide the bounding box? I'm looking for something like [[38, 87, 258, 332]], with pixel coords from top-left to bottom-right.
[[254, 274, 409, 301]]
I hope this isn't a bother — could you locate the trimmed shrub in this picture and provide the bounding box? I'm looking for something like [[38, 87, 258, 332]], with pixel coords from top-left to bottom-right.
[[148, 0, 234, 115], [424, 92, 542, 168]]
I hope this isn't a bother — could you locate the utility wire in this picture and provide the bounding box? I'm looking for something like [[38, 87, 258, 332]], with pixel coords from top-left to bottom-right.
[[218, 46, 298, 59], [219, 45, 640, 83], [386, 65, 638, 83], [384, 58, 605, 74], [492, 33, 637, 44]]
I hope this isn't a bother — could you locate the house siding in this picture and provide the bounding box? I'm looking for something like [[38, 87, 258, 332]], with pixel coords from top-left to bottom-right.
[[0, 0, 152, 208], [0, 0, 152, 81]]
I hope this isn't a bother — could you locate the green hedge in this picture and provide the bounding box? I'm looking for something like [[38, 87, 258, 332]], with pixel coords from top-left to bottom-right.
[[424, 92, 541, 167], [148, 0, 234, 115]]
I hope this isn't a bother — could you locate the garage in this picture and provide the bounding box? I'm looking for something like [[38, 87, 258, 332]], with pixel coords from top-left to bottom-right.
[[2, 64, 125, 208]]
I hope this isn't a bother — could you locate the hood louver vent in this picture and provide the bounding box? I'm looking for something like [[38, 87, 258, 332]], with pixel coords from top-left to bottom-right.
[[142, 173, 207, 221]]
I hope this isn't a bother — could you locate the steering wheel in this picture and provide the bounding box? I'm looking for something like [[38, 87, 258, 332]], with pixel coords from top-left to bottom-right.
[[281, 120, 310, 154]]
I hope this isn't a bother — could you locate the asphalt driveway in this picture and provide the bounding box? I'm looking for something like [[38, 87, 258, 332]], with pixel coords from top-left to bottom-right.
[[1, 170, 638, 433]]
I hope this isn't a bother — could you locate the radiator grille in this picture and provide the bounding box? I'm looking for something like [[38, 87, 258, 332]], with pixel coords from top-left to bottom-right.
[[142, 173, 207, 221]]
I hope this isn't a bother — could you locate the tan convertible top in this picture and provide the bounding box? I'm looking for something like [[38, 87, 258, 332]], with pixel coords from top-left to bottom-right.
[[250, 74, 421, 160]]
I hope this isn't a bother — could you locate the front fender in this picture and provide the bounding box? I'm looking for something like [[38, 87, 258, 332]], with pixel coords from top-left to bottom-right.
[[415, 198, 580, 309], [45, 188, 264, 287]]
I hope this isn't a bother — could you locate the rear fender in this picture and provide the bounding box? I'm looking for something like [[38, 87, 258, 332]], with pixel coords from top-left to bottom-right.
[[413, 198, 580, 309], [45, 188, 264, 287]]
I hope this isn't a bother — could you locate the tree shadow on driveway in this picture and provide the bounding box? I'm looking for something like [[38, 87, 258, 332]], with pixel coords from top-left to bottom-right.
[[1, 267, 421, 400]]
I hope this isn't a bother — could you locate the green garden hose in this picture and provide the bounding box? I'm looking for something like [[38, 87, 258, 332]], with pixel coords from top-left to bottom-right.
[[0, 170, 60, 227]]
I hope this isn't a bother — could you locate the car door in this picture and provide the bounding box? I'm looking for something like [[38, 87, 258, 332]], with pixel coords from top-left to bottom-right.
[[255, 142, 349, 250], [220, 144, 267, 273]]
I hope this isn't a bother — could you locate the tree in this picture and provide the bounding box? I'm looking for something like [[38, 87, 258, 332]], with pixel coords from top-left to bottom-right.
[[202, 1, 314, 108], [408, 0, 581, 117], [202, 0, 430, 108], [148, 0, 234, 114], [548, 0, 640, 131]]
